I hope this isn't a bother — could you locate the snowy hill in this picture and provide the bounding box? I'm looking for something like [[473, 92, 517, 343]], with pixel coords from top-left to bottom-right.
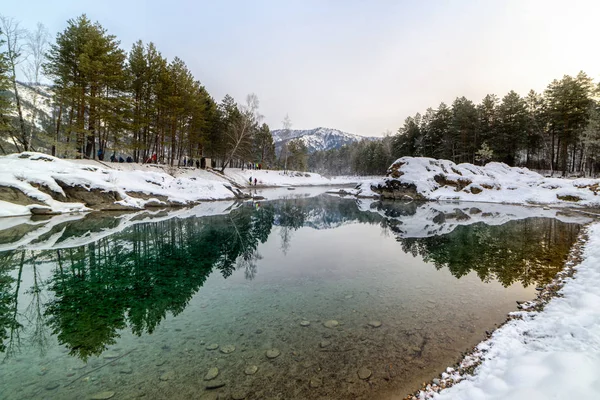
[[5, 81, 54, 126], [271, 127, 377, 154]]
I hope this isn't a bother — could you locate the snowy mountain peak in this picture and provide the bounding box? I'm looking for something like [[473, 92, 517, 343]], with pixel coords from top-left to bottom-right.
[[271, 127, 377, 154]]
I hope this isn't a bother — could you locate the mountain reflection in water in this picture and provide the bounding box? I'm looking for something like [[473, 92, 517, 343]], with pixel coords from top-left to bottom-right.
[[0, 195, 583, 363]]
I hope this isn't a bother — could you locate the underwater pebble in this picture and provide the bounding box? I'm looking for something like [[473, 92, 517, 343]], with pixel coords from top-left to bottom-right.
[[204, 367, 219, 381], [266, 349, 281, 359], [220, 345, 235, 354], [319, 340, 332, 348], [357, 367, 372, 380], [206, 343, 219, 350], [205, 382, 226, 390], [323, 320, 339, 329], [244, 365, 258, 375], [300, 320, 311, 327], [44, 382, 60, 390], [159, 371, 175, 381], [309, 377, 322, 388], [231, 391, 247, 400], [368, 321, 382, 328], [90, 391, 116, 400]]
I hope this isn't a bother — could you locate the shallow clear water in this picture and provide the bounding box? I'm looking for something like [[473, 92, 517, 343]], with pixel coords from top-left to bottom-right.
[[0, 195, 582, 399]]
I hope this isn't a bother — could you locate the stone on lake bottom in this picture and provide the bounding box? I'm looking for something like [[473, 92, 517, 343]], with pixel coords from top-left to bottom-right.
[[244, 365, 258, 375], [323, 320, 339, 329], [266, 349, 281, 359], [220, 345, 235, 354], [44, 382, 60, 390], [357, 367, 372, 380], [205, 343, 219, 350], [368, 320, 382, 328], [205, 382, 226, 390], [159, 371, 175, 381], [310, 377, 322, 388], [204, 367, 219, 381], [300, 320, 311, 327], [90, 391, 116, 400], [319, 340, 332, 348], [231, 391, 248, 400]]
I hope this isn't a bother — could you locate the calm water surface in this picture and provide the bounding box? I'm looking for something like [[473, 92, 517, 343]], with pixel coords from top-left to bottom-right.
[[0, 194, 583, 399]]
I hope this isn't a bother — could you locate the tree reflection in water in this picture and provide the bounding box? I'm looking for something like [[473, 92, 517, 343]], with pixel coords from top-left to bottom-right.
[[0, 196, 582, 361]]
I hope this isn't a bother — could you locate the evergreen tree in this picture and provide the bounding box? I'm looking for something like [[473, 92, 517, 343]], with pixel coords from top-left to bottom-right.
[[495, 90, 528, 165]]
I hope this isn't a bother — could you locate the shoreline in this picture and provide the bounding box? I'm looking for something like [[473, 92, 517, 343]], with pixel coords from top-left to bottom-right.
[[405, 221, 598, 399]]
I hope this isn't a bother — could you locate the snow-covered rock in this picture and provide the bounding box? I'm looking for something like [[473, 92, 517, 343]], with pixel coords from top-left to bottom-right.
[[361, 157, 600, 207]]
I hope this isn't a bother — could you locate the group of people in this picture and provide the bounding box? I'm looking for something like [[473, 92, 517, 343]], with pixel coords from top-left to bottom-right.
[[182, 157, 200, 168], [249, 176, 258, 186], [245, 162, 262, 170]]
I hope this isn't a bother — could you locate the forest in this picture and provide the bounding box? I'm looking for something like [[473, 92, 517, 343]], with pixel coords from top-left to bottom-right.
[[2, 14, 600, 176], [309, 72, 600, 176], [0, 14, 276, 170]]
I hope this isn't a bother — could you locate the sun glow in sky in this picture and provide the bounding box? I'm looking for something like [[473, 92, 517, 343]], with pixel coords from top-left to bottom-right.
[[4, 0, 600, 136]]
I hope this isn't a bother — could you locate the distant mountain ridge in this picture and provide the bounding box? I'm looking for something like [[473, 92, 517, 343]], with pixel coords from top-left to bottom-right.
[[271, 127, 377, 154]]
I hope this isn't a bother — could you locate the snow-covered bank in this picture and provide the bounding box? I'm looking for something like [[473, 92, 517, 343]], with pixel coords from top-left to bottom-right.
[[411, 223, 600, 400], [355, 157, 600, 207], [0, 153, 362, 217]]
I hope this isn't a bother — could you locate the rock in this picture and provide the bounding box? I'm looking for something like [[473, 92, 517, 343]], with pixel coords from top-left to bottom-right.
[[433, 378, 441, 386], [220, 345, 235, 354], [309, 377, 322, 388], [266, 349, 281, 359], [255, 329, 263, 334], [205, 343, 219, 350], [231, 391, 247, 400], [323, 320, 339, 329], [368, 321, 382, 328], [244, 365, 259, 375], [90, 391, 116, 400], [45, 382, 60, 390], [159, 371, 175, 381], [300, 320, 311, 327], [319, 340, 332, 348], [345, 295, 353, 299], [204, 367, 219, 381], [155, 360, 167, 366], [119, 368, 133, 374], [357, 367, 372, 380], [205, 382, 226, 390], [102, 352, 120, 359]]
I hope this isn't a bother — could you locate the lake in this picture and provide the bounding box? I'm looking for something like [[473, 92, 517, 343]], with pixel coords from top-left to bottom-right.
[[0, 192, 586, 399]]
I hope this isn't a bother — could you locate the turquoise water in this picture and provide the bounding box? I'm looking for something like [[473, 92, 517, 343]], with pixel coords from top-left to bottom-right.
[[0, 195, 582, 399]]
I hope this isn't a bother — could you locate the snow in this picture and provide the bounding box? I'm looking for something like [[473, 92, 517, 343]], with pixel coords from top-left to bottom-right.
[[419, 223, 600, 400], [271, 127, 376, 153], [355, 200, 592, 238], [361, 157, 600, 207], [0, 153, 362, 217]]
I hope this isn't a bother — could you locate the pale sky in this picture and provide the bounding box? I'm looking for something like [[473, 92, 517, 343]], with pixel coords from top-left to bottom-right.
[[3, 0, 600, 136]]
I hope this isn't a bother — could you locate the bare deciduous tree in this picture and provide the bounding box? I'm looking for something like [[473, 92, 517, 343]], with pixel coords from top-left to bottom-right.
[[23, 22, 50, 150], [282, 114, 292, 173], [221, 93, 262, 172], [0, 15, 27, 150]]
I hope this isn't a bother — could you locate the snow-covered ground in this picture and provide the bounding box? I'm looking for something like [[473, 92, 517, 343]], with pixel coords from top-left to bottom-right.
[[0, 153, 363, 217], [355, 157, 600, 207], [411, 222, 600, 400]]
